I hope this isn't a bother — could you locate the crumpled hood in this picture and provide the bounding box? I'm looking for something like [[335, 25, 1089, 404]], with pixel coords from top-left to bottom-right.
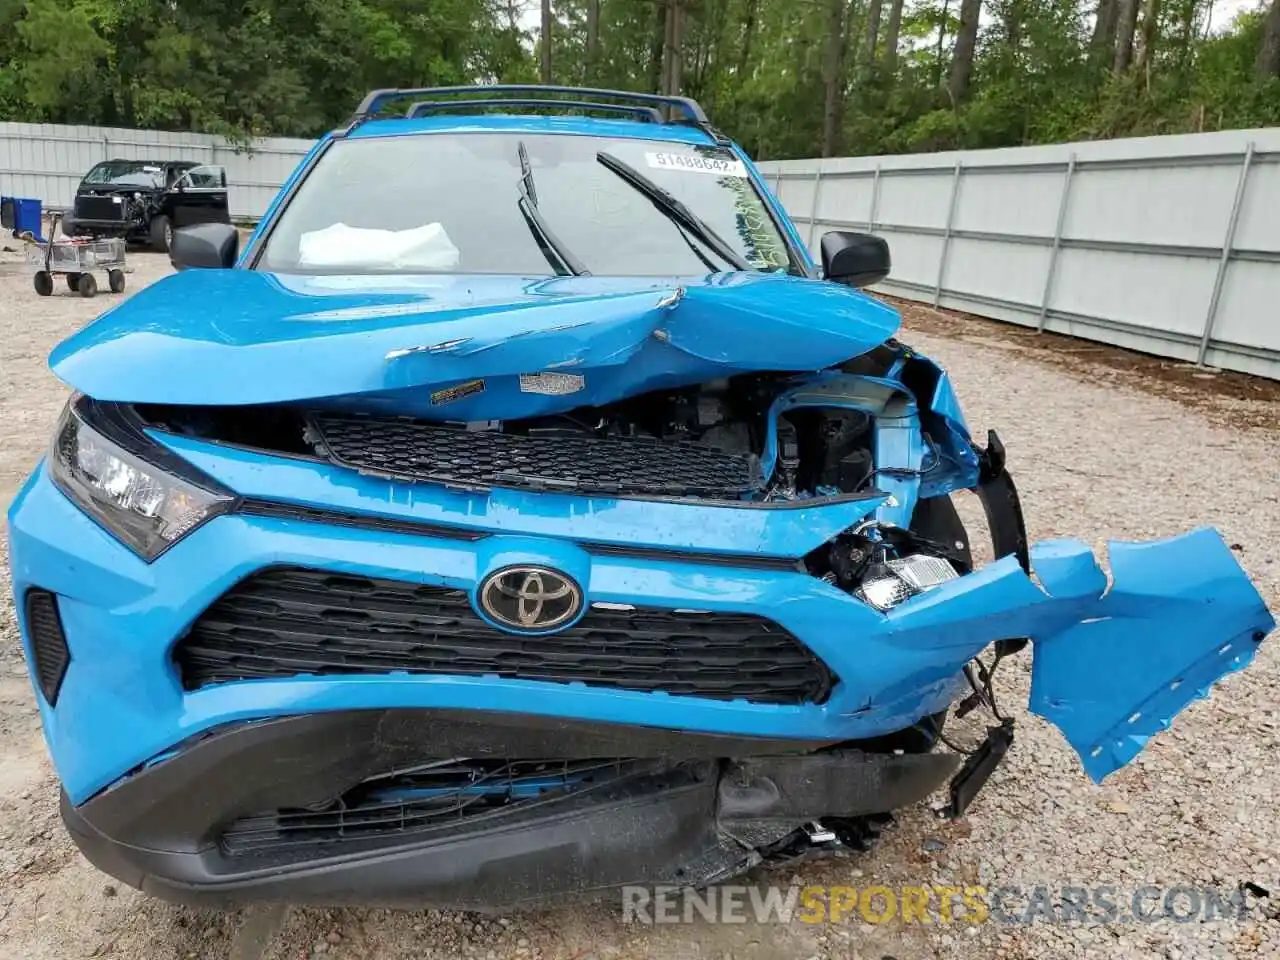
[[49, 269, 900, 418]]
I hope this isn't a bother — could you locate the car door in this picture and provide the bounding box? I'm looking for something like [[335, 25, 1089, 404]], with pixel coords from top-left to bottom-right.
[[166, 165, 231, 228]]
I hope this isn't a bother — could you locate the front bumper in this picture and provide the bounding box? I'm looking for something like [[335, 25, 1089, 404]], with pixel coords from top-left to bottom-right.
[[58, 709, 959, 908], [7, 431, 1274, 807], [63, 216, 140, 237], [8, 456, 968, 804]]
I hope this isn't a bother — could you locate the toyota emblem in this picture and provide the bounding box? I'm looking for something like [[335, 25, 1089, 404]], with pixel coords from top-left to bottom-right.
[[478, 566, 582, 632]]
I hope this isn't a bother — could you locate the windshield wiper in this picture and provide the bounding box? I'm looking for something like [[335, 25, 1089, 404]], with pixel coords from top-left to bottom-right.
[[596, 151, 752, 273], [517, 141, 589, 276]]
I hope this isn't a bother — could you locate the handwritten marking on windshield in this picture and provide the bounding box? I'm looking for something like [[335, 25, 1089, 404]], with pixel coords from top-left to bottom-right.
[[645, 152, 747, 177]]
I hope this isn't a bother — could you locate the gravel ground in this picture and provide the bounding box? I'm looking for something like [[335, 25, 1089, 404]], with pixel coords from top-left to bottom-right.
[[0, 245, 1277, 960]]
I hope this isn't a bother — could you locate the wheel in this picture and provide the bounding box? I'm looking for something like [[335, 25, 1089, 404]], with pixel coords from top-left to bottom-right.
[[60, 217, 78, 239], [150, 215, 172, 252], [65, 273, 82, 291], [33, 271, 53, 296], [78, 273, 98, 298], [108, 269, 126, 293]]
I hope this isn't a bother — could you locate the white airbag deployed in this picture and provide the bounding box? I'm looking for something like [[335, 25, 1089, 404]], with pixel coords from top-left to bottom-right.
[[298, 222, 461, 270]]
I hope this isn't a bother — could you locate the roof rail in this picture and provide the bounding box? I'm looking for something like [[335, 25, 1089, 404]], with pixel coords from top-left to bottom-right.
[[353, 85, 710, 125], [404, 97, 665, 124]]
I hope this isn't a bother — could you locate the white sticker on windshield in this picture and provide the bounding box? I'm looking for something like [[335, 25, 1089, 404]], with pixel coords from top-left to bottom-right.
[[645, 152, 748, 177]]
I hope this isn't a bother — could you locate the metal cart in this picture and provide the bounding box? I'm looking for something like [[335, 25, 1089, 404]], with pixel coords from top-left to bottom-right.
[[22, 213, 128, 298]]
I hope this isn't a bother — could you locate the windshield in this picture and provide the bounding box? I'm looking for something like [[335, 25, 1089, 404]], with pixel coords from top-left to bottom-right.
[[83, 161, 164, 188], [256, 132, 796, 277]]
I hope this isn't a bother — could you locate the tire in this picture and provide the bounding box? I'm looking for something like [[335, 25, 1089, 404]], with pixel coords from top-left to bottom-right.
[[33, 271, 53, 296], [78, 273, 98, 298], [65, 273, 82, 291], [60, 217, 78, 238], [150, 215, 172, 252], [108, 270, 126, 293]]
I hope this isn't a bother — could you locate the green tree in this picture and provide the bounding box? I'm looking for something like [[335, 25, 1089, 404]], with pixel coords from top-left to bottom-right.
[[1, 0, 1276, 157]]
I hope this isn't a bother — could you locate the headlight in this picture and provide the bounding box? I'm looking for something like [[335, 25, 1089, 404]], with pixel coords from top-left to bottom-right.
[[50, 398, 234, 560], [855, 553, 959, 611]]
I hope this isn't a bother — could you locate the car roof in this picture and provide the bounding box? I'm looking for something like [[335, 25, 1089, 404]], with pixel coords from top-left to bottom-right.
[[97, 159, 200, 167], [344, 113, 722, 147]]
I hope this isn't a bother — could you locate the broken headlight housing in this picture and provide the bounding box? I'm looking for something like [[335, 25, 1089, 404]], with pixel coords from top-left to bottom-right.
[[855, 553, 960, 611], [49, 397, 235, 561]]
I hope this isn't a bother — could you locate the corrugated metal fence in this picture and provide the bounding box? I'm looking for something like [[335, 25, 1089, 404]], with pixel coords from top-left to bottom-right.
[[757, 128, 1280, 380], [3, 120, 1277, 380], [0, 122, 312, 221]]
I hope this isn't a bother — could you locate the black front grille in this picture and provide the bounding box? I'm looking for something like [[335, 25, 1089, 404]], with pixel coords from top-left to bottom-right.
[[306, 413, 764, 499], [220, 758, 633, 856], [24, 590, 70, 706], [73, 194, 127, 222], [176, 568, 832, 705]]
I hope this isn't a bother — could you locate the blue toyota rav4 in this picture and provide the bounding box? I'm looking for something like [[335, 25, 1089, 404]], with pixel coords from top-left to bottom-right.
[[7, 86, 1274, 909]]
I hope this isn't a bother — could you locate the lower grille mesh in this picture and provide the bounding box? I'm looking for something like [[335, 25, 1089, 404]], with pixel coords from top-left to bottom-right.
[[176, 568, 832, 705], [220, 758, 632, 856]]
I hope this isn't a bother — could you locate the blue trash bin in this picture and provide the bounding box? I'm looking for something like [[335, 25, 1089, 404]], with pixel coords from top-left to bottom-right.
[[1, 197, 45, 242]]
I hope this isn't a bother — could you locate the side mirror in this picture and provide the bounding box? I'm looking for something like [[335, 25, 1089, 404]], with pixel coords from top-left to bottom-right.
[[820, 231, 891, 288], [170, 222, 238, 270]]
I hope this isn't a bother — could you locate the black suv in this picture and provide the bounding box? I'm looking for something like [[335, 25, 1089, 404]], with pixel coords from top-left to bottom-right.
[[63, 159, 231, 251]]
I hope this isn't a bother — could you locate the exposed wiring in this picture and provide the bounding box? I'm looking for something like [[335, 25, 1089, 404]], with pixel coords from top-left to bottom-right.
[[860, 436, 947, 488], [962, 661, 992, 711], [957, 652, 1008, 722], [978, 651, 1008, 722], [938, 650, 1011, 756]]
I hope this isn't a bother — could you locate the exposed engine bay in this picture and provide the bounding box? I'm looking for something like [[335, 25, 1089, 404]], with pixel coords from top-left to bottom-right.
[[497, 375, 876, 498], [141, 345, 985, 613], [142, 342, 972, 503]]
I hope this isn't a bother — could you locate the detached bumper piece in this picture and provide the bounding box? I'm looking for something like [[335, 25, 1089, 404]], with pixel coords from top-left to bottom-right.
[[941, 720, 1014, 820], [973, 430, 1030, 657], [973, 429, 1029, 573], [63, 710, 958, 909], [1026, 529, 1273, 782], [306, 412, 765, 498], [880, 526, 1271, 783]]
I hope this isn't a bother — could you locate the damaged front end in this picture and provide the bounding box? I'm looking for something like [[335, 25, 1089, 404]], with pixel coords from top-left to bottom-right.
[[15, 264, 1274, 909]]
